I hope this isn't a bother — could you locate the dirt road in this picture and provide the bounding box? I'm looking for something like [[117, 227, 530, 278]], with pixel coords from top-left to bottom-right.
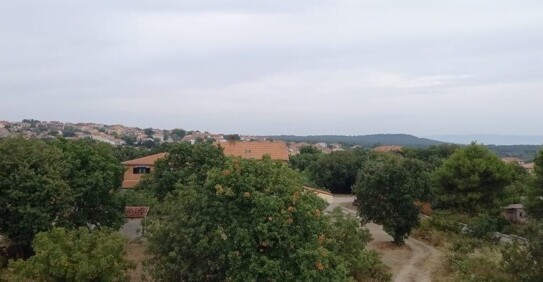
[[331, 195, 441, 282]]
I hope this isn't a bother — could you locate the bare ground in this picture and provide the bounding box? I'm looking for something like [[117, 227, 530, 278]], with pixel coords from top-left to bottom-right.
[[125, 241, 150, 282], [335, 196, 442, 282], [123, 195, 442, 282]]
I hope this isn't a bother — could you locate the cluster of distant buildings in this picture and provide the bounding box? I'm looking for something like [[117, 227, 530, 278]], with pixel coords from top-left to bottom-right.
[[1, 119, 353, 157]]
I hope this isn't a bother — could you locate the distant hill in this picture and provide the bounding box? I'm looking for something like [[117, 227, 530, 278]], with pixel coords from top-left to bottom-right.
[[428, 135, 543, 145], [486, 145, 543, 162], [266, 134, 446, 148]]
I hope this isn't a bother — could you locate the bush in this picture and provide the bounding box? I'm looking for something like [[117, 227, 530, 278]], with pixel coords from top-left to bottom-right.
[[9, 227, 133, 281], [411, 219, 448, 247], [450, 236, 485, 254], [446, 247, 513, 282], [467, 214, 502, 239], [428, 211, 470, 233]]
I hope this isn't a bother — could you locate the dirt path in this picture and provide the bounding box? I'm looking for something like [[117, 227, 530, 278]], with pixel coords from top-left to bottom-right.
[[331, 195, 441, 282], [394, 236, 441, 282]]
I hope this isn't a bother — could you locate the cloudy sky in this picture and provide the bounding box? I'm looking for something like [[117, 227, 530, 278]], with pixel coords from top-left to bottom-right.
[[1, 0, 542, 136]]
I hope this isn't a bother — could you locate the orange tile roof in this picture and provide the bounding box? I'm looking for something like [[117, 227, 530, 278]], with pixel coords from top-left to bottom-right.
[[218, 141, 289, 161], [125, 206, 150, 218], [122, 152, 167, 165]]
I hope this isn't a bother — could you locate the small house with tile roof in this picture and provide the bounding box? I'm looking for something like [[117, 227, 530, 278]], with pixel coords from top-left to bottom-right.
[[218, 141, 289, 161], [121, 153, 167, 188]]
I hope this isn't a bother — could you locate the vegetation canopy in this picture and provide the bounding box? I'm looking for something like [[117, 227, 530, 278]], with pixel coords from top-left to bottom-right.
[[145, 157, 389, 281]]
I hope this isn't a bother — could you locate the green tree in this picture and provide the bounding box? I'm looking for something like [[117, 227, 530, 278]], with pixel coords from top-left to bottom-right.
[[526, 150, 543, 220], [326, 208, 391, 281], [501, 222, 543, 281], [354, 154, 430, 244], [403, 144, 459, 170], [62, 126, 77, 137], [139, 142, 226, 200], [0, 138, 72, 256], [225, 134, 241, 141], [289, 145, 323, 172], [145, 158, 387, 281], [143, 128, 155, 138], [170, 128, 186, 141], [139, 139, 157, 149], [120, 134, 137, 145], [120, 188, 158, 207], [53, 139, 125, 229], [308, 150, 367, 194], [434, 143, 515, 214], [9, 227, 132, 281]]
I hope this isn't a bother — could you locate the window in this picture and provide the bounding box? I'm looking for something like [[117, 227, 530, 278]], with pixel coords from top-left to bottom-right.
[[133, 166, 151, 174]]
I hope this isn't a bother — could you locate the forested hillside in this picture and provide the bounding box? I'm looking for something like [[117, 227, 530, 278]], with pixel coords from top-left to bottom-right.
[[267, 134, 445, 147]]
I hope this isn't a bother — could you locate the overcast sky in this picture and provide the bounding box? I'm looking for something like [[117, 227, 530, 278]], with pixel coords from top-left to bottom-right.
[[1, 0, 542, 136]]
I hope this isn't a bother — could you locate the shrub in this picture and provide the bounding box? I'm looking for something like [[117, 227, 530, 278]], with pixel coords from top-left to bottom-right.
[[9, 227, 133, 281]]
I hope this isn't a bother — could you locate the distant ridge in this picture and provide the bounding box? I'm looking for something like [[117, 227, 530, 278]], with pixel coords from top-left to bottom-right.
[[265, 134, 445, 148], [428, 135, 543, 146]]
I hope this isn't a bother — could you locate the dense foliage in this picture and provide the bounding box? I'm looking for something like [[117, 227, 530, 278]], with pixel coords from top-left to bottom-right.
[[354, 153, 430, 244], [0, 137, 125, 256], [138, 142, 226, 200], [268, 134, 443, 147], [9, 227, 132, 281], [308, 150, 367, 194], [0, 138, 72, 253], [289, 145, 323, 172], [501, 222, 543, 281], [403, 144, 458, 170], [433, 143, 515, 214], [526, 150, 543, 220], [486, 144, 542, 162], [146, 157, 389, 281], [53, 139, 125, 229]]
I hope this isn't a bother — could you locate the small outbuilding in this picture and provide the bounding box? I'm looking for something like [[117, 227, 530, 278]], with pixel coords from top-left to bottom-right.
[[120, 206, 150, 240], [503, 204, 527, 223]]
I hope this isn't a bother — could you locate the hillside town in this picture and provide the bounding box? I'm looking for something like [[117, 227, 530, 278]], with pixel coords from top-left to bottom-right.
[[0, 119, 346, 154]]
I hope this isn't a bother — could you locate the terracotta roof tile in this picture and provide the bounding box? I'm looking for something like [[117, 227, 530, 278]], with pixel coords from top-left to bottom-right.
[[218, 141, 289, 161], [125, 206, 150, 218], [122, 153, 167, 165]]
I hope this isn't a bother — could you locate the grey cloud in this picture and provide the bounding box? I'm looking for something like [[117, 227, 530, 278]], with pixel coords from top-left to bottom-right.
[[1, 0, 543, 135]]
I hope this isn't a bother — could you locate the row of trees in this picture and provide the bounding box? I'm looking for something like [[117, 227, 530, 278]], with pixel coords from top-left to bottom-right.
[[0, 137, 138, 280], [291, 143, 531, 244], [0, 138, 127, 257], [2, 139, 391, 281], [10, 136, 539, 280], [130, 142, 390, 281]]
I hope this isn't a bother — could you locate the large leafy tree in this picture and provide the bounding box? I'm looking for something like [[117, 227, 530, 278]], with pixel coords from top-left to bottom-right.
[[326, 208, 391, 281], [403, 144, 458, 170], [289, 145, 323, 172], [0, 138, 128, 257], [0, 138, 72, 255], [139, 142, 226, 200], [308, 150, 367, 194], [353, 154, 430, 244], [526, 150, 543, 220], [433, 143, 515, 214], [145, 157, 387, 281], [9, 227, 132, 281], [53, 139, 125, 229]]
